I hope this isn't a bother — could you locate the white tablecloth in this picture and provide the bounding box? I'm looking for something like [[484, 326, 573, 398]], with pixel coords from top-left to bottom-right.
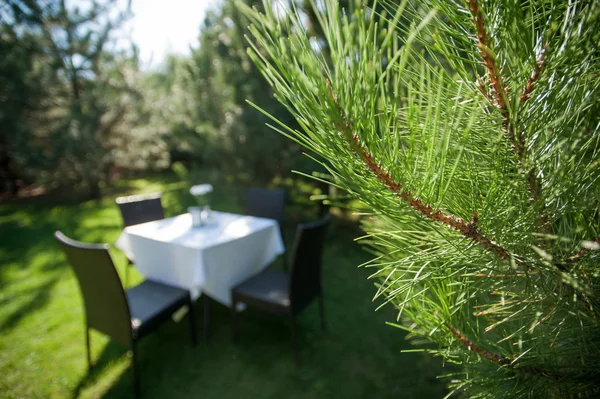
[[115, 211, 285, 306]]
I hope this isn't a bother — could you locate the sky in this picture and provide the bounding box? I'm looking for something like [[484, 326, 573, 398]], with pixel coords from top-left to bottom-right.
[[122, 0, 221, 68]]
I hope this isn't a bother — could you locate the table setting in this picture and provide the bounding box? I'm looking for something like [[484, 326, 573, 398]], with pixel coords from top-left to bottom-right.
[[115, 184, 285, 307]]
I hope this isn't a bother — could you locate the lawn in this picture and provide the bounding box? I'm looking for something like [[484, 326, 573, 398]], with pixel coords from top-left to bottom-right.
[[0, 173, 447, 398]]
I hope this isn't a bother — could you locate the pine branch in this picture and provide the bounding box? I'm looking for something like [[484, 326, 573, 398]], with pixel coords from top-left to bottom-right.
[[467, 0, 544, 205], [444, 322, 555, 379], [466, 0, 507, 112], [444, 322, 510, 366], [519, 47, 547, 104], [325, 80, 520, 265], [466, 0, 521, 181]]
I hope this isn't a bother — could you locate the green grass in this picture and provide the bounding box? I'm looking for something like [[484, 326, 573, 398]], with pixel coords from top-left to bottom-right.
[[0, 173, 447, 398]]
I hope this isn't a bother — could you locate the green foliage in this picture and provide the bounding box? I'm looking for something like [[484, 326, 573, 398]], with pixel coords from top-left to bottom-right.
[[0, 19, 43, 194], [239, 0, 600, 397], [0, 0, 167, 198]]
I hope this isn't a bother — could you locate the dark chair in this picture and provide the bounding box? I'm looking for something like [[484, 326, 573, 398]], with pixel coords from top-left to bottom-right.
[[245, 187, 287, 269], [116, 193, 164, 287], [54, 231, 196, 397], [244, 187, 286, 225], [116, 193, 165, 227], [231, 215, 331, 364]]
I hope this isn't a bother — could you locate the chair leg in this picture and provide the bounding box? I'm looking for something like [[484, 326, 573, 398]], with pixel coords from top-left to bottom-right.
[[203, 295, 211, 343], [289, 313, 301, 365], [85, 326, 92, 373], [318, 293, 326, 331], [188, 298, 197, 347], [132, 342, 140, 398], [231, 298, 238, 343]]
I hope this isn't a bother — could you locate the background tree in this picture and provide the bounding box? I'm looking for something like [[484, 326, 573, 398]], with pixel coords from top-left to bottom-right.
[[150, 0, 314, 186], [240, 0, 600, 397], [0, 13, 43, 195], [0, 0, 163, 198]]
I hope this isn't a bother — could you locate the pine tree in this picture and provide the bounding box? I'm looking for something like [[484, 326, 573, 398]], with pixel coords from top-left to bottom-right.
[[1, 0, 140, 198], [239, 0, 600, 397]]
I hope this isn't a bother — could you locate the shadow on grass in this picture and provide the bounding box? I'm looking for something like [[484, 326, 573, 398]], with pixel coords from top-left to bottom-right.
[[0, 210, 88, 289], [0, 272, 61, 332]]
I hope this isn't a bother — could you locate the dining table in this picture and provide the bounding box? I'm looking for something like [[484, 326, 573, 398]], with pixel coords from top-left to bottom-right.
[[115, 210, 285, 339]]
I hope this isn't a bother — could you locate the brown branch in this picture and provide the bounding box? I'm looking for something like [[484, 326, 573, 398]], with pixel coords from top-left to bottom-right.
[[467, 0, 544, 209], [467, 0, 507, 111], [520, 48, 547, 104], [466, 0, 527, 182], [444, 323, 555, 378], [445, 322, 511, 366], [466, 1, 525, 183]]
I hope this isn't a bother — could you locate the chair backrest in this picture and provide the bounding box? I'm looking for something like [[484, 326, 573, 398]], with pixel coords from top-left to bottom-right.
[[244, 188, 286, 226], [116, 193, 164, 228], [288, 215, 331, 314], [54, 231, 133, 347]]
